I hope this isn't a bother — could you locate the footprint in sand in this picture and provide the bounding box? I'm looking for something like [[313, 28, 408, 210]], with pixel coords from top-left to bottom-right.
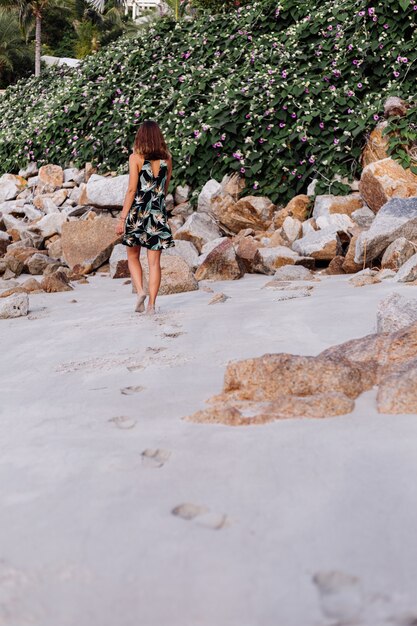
[[120, 385, 145, 395], [141, 448, 171, 468], [109, 415, 137, 430], [162, 331, 185, 339], [171, 502, 230, 530]]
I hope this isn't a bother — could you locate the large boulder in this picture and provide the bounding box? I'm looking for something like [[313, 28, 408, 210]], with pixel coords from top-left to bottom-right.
[[377, 293, 417, 333], [253, 246, 313, 275], [313, 194, 364, 218], [359, 158, 417, 213], [109, 244, 128, 278], [377, 361, 417, 414], [342, 232, 363, 274], [0, 292, 29, 318], [395, 252, 417, 283], [381, 237, 416, 270], [194, 238, 245, 281], [197, 179, 222, 213], [233, 236, 260, 273], [351, 206, 375, 229], [26, 253, 58, 275], [281, 216, 302, 243], [273, 194, 310, 228], [292, 227, 343, 260], [361, 122, 389, 167], [174, 212, 221, 253], [0, 174, 27, 202], [61, 215, 121, 273], [28, 212, 68, 239], [86, 174, 128, 208], [354, 197, 417, 265], [141, 254, 198, 294], [165, 239, 199, 269], [186, 353, 365, 425], [38, 164, 64, 188], [210, 195, 275, 234]]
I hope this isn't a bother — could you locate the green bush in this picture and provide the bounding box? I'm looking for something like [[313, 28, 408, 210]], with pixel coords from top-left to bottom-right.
[[0, 0, 416, 205]]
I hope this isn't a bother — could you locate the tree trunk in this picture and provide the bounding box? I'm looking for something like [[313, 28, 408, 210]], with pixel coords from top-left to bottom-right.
[[35, 14, 41, 77]]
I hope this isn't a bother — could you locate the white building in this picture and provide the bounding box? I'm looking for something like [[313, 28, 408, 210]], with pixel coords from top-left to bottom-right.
[[123, 0, 169, 19]]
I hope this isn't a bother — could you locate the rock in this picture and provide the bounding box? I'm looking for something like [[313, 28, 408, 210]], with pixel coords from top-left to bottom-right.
[[165, 239, 199, 269], [167, 216, 184, 234], [41, 270, 73, 292], [211, 195, 275, 234], [20, 277, 44, 293], [326, 256, 346, 275], [351, 207, 375, 229], [301, 218, 316, 237], [38, 164, 64, 188], [273, 194, 310, 228], [282, 216, 302, 243], [0, 231, 10, 256], [0, 278, 19, 290], [377, 362, 417, 414], [349, 269, 381, 287], [377, 293, 417, 333], [361, 122, 389, 167], [359, 158, 417, 213], [86, 173, 128, 208], [61, 216, 121, 273], [384, 96, 408, 118], [18, 161, 38, 178], [315, 214, 355, 232], [141, 254, 198, 294], [272, 265, 315, 281], [313, 194, 364, 218], [197, 179, 222, 212], [197, 237, 228, 266], [220, 172, 245, 197], [26, 253, 57, 275], [174, 184, 190, 205], [109, 244, 129, 278], [253, 246, 313, 275], [194, 238, 245, 281], [342, 233, 363, 274], [186, 353, 365, 425], [292, 227, 342, 261], [47, 237, 63, 261], [174, 212, 221, 253], [0, 292, 29, 318], [234, 236, 260, 272], [267, 229, 287, 247], [0, 174, 27, 202], [29, 212, 68, 239], [377, 268, 396, 280], [354, 197, 417, 265], [63, 168, 80, 183], [381, 237, 416, 270], [395, 252, 417, 283], [209, 292, 229, 304], [171, 202, 193, 218]]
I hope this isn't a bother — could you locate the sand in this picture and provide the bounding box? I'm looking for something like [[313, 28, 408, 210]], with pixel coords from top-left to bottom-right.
[[1, 272, 417, 626]]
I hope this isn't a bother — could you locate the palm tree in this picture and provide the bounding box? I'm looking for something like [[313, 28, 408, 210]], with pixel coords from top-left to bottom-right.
[[0, 0, 69, 76], [0, 8, 31, 79]]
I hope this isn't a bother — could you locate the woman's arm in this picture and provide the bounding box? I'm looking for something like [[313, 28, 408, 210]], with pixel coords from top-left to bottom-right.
[[120, 153, 141, 221], [164, 155, 173, 196]]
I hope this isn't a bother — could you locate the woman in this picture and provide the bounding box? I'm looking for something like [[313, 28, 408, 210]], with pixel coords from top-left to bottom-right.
[[116, 120, 175, 314]]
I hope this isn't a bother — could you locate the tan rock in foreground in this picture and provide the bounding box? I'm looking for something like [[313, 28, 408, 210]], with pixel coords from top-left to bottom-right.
[[273, 194, 310, 228], [142, 254, 198, 295], [194, 239, 245, 281], [361, 122, 389, 167], [359, 158, 417, 213], [211, 195, 275, 234], [61, 216, 121, 274], [38, 164, 64, 189]]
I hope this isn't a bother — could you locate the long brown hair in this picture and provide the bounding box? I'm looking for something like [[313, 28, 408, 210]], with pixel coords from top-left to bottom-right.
[[133, 120, 171, 160]]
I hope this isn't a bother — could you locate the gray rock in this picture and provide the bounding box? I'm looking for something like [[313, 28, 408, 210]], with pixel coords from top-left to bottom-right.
[[0, 174, 25, 202], [18, 161, 38, 178], [174, 212, 221, 253], [272, 265, 315, 281], [0, 292, 29, 319], [377, 268, 396, 280], [282, 216, 302, 243], [197, 237, 228, 266], [315, 214, 354, 232], [165, 239, 199, 269], [174, 184, 190, 205], [292, 226, 342, 260], [252, 246, 313, 275], [377, 292, 417, 333], [395, 252, 417, 283], [313, 193, 363, 219], [351, 207, 375, 228], [86, 174, 128, 208], [26, 253, 57, 275], [28, 212, 68, 238], [27, 175, 39, 188], [197, 179, 221, 213], [0, 278, 19, 289], [63, 168, 81, 183], [306, 179, 318, 196], [381, 237, 416, 270], [354, 197, 417, 264]]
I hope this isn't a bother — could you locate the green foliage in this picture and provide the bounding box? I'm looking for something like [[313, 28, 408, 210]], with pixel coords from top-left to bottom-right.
[[0, 0, 416, 204], [0, 9, 33, 87]]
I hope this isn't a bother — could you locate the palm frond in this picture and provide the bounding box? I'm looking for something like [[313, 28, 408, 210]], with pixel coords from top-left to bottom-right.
[[84, 0, 123, 13]]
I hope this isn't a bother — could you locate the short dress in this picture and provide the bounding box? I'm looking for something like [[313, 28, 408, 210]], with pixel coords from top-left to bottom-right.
[[121, 158, 175, 250]]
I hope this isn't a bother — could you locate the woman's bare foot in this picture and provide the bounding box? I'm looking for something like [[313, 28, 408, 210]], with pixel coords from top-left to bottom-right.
[[145, 305, 156, 315], [135, 293, 146, 313]]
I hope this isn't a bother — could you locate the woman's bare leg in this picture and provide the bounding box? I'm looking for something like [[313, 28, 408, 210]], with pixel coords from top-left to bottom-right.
[[126, 245, 144, 294], [147, 249, 162, 311]]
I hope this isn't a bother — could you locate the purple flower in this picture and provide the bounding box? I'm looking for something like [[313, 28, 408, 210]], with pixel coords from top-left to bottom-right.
[[319, 122, 324, 129], [393, 71, 400, 78], [240, 167, 245, 174], [279, 122, 286, 128], [373, 114, 379, 121], [282, 70, 288, 78], [291, 113, 297, 119], [334, 138, 339, 144], [357, 82, 363, 88], [383, 23, 389, 29], [301, 136, 307, 142], [308, 156, 316, 164]]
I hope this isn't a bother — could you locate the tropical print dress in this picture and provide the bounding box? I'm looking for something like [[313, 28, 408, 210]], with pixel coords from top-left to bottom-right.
[[121, 158, 175, 250]]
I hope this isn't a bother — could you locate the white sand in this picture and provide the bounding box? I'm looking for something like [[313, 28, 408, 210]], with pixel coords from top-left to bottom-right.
[[1, 272, 417, 625]]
